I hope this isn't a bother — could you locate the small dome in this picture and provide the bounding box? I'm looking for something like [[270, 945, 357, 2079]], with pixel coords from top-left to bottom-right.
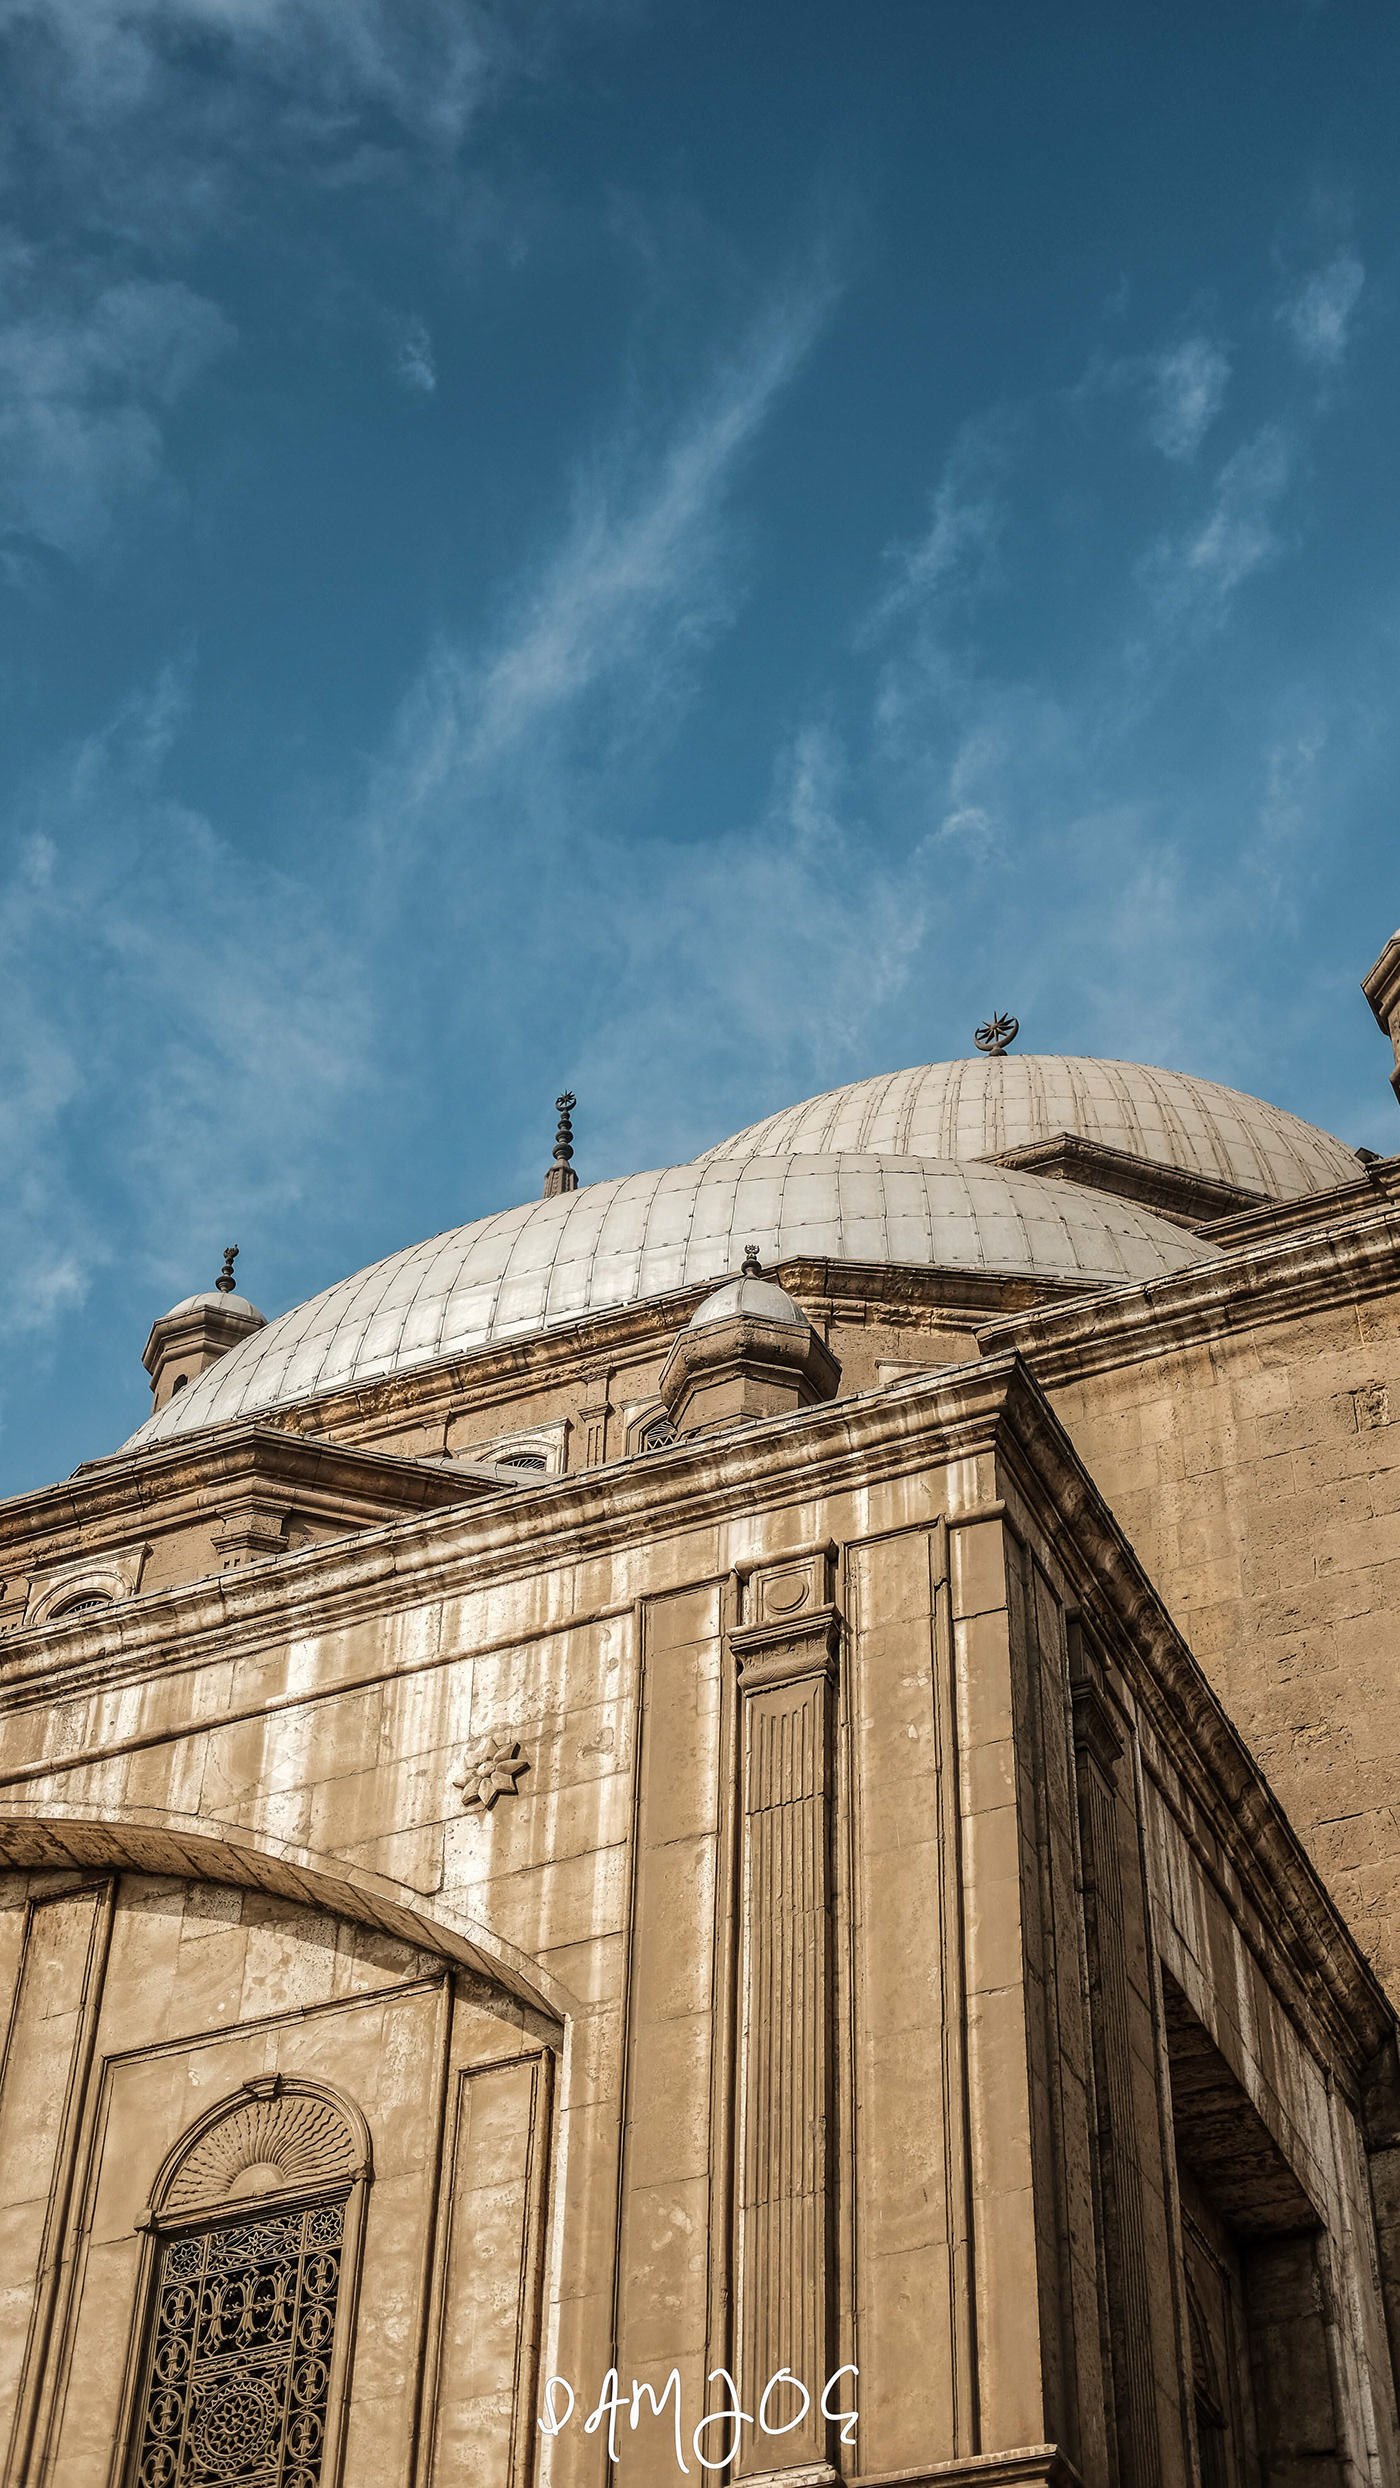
[[156, 1290, 265, 1325], [700, 1054, 1360, 1203], [688, 1271, 806, 1331]]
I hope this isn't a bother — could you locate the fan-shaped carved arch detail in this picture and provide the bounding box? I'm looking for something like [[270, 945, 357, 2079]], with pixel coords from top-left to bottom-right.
[[157, 2081, 365, 2217]]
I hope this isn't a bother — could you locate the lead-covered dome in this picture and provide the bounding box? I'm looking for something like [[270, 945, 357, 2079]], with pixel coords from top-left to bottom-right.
[[699, 1055, 1359, 1202], [122, 1152, 1218, 1447]]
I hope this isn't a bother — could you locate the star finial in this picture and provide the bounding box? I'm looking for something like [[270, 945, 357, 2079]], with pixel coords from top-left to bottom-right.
[[741, 1243, 762, 1277], [216, 1246, 239, 1294], [543, 1092, 579, 1198], [974, 1014, 1019, 1057]]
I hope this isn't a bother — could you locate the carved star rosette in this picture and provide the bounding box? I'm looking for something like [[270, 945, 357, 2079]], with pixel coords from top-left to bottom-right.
[[451, 1731, 530, 1812]]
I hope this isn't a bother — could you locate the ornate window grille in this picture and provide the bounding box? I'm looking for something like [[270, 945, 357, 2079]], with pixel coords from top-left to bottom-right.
[[122, 2081, 370, 2488]]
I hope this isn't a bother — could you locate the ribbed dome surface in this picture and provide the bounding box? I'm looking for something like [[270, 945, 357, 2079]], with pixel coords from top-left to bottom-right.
[[122, 1152, 1218, 1447], [700, 1055, 1359, 1202]]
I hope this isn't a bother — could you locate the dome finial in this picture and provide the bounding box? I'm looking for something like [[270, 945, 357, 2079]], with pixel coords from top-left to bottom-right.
[[974, 1013, 1019, 1058], [216, 1245, 239, 1294], [741, 1242, 762, 1278], [544, 1092, 579, 1199]]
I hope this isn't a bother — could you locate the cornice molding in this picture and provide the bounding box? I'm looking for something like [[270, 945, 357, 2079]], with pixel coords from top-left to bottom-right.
[[0, 1421, 508, 1555], [976, 1201, 1400, 1386], [980, 1131, 1263, 1227], [0, 1810, 571, 2026], [1363, 930, 1400, 1035], [1197, 1155, 1400, 1251], [730, 1605, 841, 1687]]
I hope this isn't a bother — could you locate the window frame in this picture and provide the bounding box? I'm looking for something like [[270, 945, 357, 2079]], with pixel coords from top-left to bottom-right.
[[112, 2080, 372, 2488]]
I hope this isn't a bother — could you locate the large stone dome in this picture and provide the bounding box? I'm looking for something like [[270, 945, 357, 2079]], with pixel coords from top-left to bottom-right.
[[699, 1054, 1361, 1202], [122, 1151, 1218, 1448]]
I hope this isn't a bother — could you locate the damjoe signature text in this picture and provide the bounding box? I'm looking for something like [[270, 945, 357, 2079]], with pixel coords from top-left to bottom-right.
[[538, 2365, 859, 2472]]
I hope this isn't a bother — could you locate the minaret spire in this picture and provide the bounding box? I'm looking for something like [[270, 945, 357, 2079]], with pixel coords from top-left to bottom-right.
[[543, 1092, 579, 1198]]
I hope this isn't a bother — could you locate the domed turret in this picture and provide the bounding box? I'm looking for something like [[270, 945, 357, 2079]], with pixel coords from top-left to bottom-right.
[[657, 1245, 840, 1437], [142, 1247, 266, 1414]]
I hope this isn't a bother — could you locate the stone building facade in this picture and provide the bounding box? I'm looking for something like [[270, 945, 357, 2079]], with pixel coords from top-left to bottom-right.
[[4, 955, 1400, 2487]]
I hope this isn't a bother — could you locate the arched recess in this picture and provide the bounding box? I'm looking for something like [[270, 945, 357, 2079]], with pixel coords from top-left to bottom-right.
[[0, 1805, 572, 2035], [0, 1840, 562, 2488], [116, 2079, 373, 2488]]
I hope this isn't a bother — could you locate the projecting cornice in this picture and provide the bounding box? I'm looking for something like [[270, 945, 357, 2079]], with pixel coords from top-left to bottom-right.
[[975, 1195, 1400, 1386], [1363, 930, 1400, 1104], [1363, 930, 1400, 1036], [0, 1419, 507, 1559], [979, 1129, 1264, 1227]]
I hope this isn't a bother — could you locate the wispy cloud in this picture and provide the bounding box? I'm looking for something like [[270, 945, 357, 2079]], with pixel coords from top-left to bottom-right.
[[0, 0, 509, 153], [551, 722, 930, 1172], [1281, 250, 1364, 368], [334, 265, 938, 1180], [837, 251, 1382, 1101], [0, 255, 234, 557], [0, 667, 373, 1340], [871, 410, 1016, 630], [1075, 331, 1230, 463], [1143, 424, 1292, 625], [375, 270, 836, 831], [0, 262, 854, 1353], [1143, 336, 1230, 460], [393, 315, 437, 394]]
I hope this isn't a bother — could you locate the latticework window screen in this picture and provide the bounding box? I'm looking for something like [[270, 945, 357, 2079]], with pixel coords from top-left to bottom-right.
[[128, 2197, 345, 2488]]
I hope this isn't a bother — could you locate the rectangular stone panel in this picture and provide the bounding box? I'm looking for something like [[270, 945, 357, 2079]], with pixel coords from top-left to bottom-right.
[[0, 1878, 112, 2484], [426, 2050, 552, 2488], [615, 1582, 723, 2464], [848, 1524, 974, 2476], [730, 1559, 840, 2483]]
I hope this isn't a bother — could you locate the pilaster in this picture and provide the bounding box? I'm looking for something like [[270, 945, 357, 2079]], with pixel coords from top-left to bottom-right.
[[730, 1550, 841, 2481]]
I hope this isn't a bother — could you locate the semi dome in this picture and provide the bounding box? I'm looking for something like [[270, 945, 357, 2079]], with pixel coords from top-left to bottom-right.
[[122, 1152, 1218, 1449], [699, 1055, 1360, 1203]]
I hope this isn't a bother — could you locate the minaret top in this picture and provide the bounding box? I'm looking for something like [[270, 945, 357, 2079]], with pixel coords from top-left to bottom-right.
[[543, 1092, 579, 1198]]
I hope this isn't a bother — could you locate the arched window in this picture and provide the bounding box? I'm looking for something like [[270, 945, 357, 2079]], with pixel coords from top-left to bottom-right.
[[122, 2080, 370, 2488], [50, 1592, 113, 1619]]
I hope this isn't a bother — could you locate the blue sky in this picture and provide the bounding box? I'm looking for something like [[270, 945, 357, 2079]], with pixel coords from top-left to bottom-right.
[[1, 0, 1398, 1494]]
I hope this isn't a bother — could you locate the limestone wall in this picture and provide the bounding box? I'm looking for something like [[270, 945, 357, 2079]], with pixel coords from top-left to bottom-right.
[[1038, 1282, 1400, 1997], [0, 1370, 1391, 2484]]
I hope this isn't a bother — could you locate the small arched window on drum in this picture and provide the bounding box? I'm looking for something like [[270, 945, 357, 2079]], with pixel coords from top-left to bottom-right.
[[122, 2080, 370, 2488]]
